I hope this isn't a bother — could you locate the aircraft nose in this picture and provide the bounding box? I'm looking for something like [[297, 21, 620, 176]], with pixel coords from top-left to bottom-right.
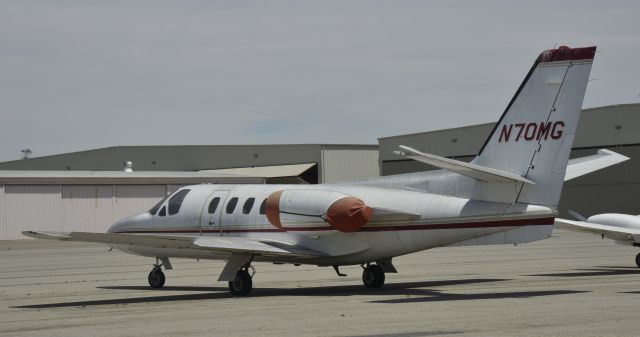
[[107, 212, 152, 233], [107, 218, 128, 233]]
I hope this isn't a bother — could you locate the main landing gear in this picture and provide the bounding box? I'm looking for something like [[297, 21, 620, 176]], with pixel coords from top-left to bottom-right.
[[361, 263, 385, 288], [333, 261, 391, 289], [228, 266, 254, 296], [148, 257, 171, 289], [635, 253, 640, 268]]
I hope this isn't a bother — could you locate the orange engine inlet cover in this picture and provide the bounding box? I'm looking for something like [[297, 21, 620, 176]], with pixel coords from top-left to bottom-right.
[[325, 197, 372, 233], [265, 190, 283, 229]]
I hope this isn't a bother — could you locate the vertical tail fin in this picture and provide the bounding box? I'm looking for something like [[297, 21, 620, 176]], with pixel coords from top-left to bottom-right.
[[473, 46, 596, 207]]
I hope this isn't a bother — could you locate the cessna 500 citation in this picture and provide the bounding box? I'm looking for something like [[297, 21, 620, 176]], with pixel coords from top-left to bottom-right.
[[25, 46, 629, 296]]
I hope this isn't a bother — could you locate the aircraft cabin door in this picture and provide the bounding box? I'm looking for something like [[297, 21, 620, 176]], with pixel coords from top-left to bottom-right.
[[200, 191, 230, 235]]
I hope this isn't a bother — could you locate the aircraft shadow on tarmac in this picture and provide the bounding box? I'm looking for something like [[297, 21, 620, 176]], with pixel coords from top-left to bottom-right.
[[527, 266, 640, 277], [13, 278, 587, 309], [619, 291, 640, 296], [345, 331, 466, 337]]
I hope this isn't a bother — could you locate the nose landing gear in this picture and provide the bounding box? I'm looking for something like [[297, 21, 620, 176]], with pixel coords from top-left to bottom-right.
[[147, 257, 171, 289], [148, 267, 165, 288]]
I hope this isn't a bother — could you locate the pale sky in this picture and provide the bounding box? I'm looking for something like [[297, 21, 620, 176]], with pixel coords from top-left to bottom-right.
[[1, 0, 639, 162]]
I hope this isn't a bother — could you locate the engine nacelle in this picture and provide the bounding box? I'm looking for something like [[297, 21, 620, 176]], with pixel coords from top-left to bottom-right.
[[265, 189, 372, 233], [588, 213, 640, 230]]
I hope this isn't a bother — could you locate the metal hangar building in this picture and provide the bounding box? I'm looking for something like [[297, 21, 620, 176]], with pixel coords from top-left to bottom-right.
[[0, 144, 379, 239]]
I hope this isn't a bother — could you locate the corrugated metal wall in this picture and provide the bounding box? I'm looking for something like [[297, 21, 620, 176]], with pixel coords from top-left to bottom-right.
[[321, 148, 379, 183], [62, 185, 114, 233], [115, 185, 168, 220], [2, 185, 62, 240], [0, 184, 174, 240]]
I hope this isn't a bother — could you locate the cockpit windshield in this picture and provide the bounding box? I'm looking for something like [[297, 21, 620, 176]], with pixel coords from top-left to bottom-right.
[[168, 189, 191, 215], [149, 195, 170, 215]]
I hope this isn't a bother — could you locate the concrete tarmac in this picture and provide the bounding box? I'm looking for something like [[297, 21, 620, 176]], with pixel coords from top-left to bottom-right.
[[2, 230, 640, 337]]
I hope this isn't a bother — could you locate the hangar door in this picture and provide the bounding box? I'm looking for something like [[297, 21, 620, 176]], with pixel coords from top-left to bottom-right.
[[2, 185, 62, 240], [62, 185, 114, 233], [115, 185, 167, 219], [62, 185, 170, 233], [1, 184, 172, 239]]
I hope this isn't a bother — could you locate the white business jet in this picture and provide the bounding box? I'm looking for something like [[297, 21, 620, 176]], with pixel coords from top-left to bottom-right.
[[24, 46, 628, 296], [556, 212, 640, 267]]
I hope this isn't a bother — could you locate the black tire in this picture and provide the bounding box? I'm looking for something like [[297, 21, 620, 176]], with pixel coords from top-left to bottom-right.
[[148, 268, 165, 289], [228, 269, 253, 296], [635, 253, 640, 268], [362, 265, 385, 288]]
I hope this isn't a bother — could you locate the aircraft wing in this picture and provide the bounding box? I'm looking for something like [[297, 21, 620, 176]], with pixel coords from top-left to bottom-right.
[[554, 218, 640, 243], [22, 230, 325, 258], [395, 145, 533, 184], [564, 149, 629, 181]]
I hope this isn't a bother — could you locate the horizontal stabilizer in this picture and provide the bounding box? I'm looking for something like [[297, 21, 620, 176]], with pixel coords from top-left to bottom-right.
[[395, 145, 534, 184], [22, 230, 324, 258], [564, 149, 629, 181]]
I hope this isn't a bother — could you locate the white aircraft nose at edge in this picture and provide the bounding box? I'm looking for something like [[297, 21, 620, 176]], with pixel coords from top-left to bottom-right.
[[24, 45, 630, 296]]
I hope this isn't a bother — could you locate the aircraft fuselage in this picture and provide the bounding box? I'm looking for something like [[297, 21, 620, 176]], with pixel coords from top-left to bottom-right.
[[108, 183, 555, 266]]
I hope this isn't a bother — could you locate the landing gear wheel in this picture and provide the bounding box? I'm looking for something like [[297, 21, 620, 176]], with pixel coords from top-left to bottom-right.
[[228, 269, 253, 296], [148, 268, 165, 288], [362, 264, 385, 288], [635, 253, 640, 268]]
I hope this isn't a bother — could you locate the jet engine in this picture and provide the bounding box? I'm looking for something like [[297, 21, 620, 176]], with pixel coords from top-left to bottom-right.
[[265, 189, 372, 233]]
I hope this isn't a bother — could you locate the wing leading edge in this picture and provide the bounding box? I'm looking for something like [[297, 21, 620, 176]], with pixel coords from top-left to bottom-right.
[[22, 230, 325, 258], [554, 219, 640, 243]]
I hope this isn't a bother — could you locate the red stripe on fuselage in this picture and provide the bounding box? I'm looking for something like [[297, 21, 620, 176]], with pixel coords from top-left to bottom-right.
[[114, 217, 555, 234]]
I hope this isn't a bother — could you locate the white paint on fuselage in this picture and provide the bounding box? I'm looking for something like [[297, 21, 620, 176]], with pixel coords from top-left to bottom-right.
[[109, 183, 555, 266]]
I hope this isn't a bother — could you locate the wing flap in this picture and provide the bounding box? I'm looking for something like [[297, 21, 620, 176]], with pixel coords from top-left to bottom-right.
[[395, 145, 533, 184], [564, 149, 629, 181], [193, 236, 324, 256]]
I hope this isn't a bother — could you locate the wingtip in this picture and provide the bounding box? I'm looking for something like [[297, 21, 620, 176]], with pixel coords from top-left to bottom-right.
[[21, 230, 72, 240], [22, 230, 37, 238], [597, 148, 630, 161]]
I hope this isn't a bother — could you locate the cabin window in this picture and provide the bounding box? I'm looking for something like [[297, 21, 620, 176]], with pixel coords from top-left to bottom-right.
[[149, 195, 169, 215], [158, 206, 166, 217], [259, 198, 267, 214], [242, 198, 255, 214], [168, 189, 191, 216], [226, 197, 239, 214], [208, 197, 221, 214]]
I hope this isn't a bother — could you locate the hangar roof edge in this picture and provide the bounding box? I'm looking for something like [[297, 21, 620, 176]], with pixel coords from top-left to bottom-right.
[[378, 103, 640, 141], [0, 170, 264, 185], [0, 144, 377, 166]]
